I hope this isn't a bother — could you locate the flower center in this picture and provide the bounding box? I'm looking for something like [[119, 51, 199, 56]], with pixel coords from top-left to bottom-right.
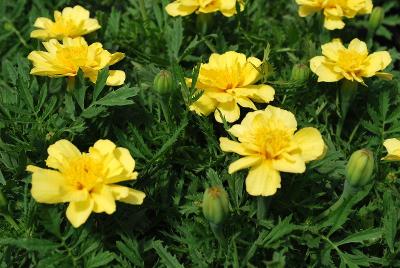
[[252, 120, 294, 159], [65, 154, 104, 191], [56, 46, 88, 71], [337, 49, 365, 72]]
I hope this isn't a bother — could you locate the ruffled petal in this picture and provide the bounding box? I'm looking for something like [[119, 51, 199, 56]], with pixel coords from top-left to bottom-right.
[[46, 140, 81, 171], [220, 137, 256, 156], [272, 154, 306, 173], [361, 51, 392, 78], [382, 138, 400, 161], [245, 161, 281, 196], [91, 185, 116, 214], [66, 197, 94, 228], [214, 101, 241, 123], [231, 84, 275, 104], [293, 127, 326, 162], [228, 156, 262, 174], [106, 70, 125, 86]]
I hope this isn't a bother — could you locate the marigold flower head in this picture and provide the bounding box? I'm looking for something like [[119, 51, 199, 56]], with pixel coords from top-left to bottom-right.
[[189, 51, 275, 123], [31, 5, 101, 40], [27, 139, 146, 228], [220, 106, 326, 196], [296, 0, 372, 30], [382, 138, 400, 161], [166, 0, 244, 17], [28, 37, 125, 86], [310, 38, 392, 85]]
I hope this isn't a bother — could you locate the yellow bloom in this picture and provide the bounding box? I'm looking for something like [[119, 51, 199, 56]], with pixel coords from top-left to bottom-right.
[[28, 37, 125, 86], [27, 139, 146, 228], [31, 5, 101, 40], [296, 0, 372, 30], [220, 106, 325, 196], [189, 51, 275, 123], [310, 38, 392, 84], [166, 0, 244, 17], [382, 138, 400, 161]]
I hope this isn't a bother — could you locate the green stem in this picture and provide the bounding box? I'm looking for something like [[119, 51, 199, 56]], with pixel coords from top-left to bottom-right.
[[315, 181, 358, 222], [1, 213, 20, 232], [160, 96, 172, 126], [257, 196, 269, 221], [67, 77, 75, 93], [337, 80, 358, 137], [210, 222, 225, 246]]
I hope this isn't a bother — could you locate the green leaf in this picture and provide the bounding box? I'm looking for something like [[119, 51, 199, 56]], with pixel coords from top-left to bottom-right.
[[94, 86, 138, 106], [336, 228, 382, 246], [0, 238, 58, 251], [152, 240, 184, 268], [85, 251, 115, 268], [93, 67, 109, 102], [383, 191, 397, 253]]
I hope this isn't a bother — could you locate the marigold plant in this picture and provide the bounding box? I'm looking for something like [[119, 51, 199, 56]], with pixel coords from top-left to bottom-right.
[[220, 106, 326, 196], [189, 51, 275, 123], [166, 0, 244, 17], [26, 140, 146, 228], [31, 5, 101, 40], [310, 38, 392, 85], [296, 0, 372, 30], [28, 37, 125, 86]]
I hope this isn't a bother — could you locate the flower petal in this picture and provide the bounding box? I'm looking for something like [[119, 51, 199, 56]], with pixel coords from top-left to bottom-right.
[[214, 101, 241, 123], [46, 140, 81, 171], [27, 167, 67, 203], [245, 161, 281, 196], [361, 51, 392, 78], [66, 197, 94, 228], [348, 38, 368, 56], [106, 70, 125, 86], [231, 84, 275, 104], [91, 185, 116, 214], [220, 137, 255, 156], [321, 39, 345, 61], [293, 127, 325, 162], [272, 154, 306, 173], [165, 2, 198, 16], [114, 187, 146, 205], [382, 138, 400, 161], [228, 156, 262, 174], [190, 93, 218, 116]]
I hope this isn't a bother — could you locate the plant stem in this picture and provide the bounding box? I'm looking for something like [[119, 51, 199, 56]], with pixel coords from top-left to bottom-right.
[[209, 222, 225, 246], [67, 77, 75, 93], [337, 80, 358, 137], [159, 96, 172, 126], [138, 0, 148, 22], [257, 196, 269, 221]]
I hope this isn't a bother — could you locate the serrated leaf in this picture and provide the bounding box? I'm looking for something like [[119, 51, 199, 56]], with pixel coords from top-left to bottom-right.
[[85, 251, 115, 268], [0, 238, 58, 251], [152, 240, 184, 268], [336, 228, 382, 246], [94, 86, 138, 106], [93, 67, 109, 102]]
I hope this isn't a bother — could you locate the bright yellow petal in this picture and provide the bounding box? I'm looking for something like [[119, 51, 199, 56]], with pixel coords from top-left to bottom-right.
[[190, 93, 218, 116], [240, 57, 262, 85], [361, 51, 392, 78], [28, 167, 66, 203], [266, 105, 297, 130], [116, 187, 146, 205], [231, 84, 275, 104], [215, 101, 240, 123], [382, 138, 400, 161], [348, 38, 368, 56], [66, 197, 94, 228], [220, 137, 255, 156], [298, 5, 321, 17], [314, 62, 343, 82], [228, 156, 262, 174], [93, 139, 117, 155], [165, 2, 198, 16], [321, 39, 344, 61], [109, 52, 125, 65], [324, 16, 345, 30], [245, 161, 281, 197], [46, 140, 81, 171], [293, 127, 325, 162], [272, 154, 306, 173], [114, 148, 135, 173], [91, 185, 116, 214], [106, 70, 125, 86]]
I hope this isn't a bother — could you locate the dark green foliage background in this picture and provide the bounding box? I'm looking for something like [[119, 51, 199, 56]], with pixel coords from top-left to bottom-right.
[[0, 0, 400, 267]]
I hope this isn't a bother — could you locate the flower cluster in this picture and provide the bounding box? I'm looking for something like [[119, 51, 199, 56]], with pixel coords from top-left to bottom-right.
[[28, 6, 125, 86], [296, 0, 372, 30], [166, 0, 244, 17]]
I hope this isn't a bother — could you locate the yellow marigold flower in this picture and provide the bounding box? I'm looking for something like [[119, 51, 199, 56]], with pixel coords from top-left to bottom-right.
[[296, 0, 372, 30], [28, 37, 125, 86], [26, 139, 146, 228], [31, 5, 101, 40], [189, 51, 275, 123], [166, 0, 244, 17], [382, 138, 400, 161], [219, 106, 325, 196], [310, 38, 392, 84]]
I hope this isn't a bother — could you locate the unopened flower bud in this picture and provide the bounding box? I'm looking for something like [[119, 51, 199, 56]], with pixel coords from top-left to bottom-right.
[[153, 70, 174, 95], [290, 64, 310, 82], [368, 7, 384, 33], [346, 149, 374, 188], [202, 186, 229, 225]]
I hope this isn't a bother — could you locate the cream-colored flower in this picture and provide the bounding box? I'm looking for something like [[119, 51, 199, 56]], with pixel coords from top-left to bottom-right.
[[310, 38, 392, 84], [28, 37, 125, 86], [31, 5, 101, 40], [166, 0, 244, 17], [27, 139, 145, 228], [220, 106, 325, 196], [382, 138, 400, 161], [189, 51, 275, 123]]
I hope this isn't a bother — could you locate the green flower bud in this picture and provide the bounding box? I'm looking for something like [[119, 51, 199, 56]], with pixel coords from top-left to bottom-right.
[[346, 149, 374, 188], [290, 64, 310, 82], [153, 70, 173, 95], [0, 190, 7, 213], [202, 186, 229, 225], [3, 22, 13, 31], [368, 7, 384, 33]]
